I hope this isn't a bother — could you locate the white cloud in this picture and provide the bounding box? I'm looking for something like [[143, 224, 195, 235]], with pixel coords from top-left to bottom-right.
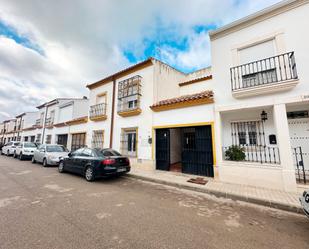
[[0, 0, 281, 121]]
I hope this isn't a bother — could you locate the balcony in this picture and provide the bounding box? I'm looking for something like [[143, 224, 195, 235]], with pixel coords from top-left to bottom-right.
[[45, 117, 54, 127], [230, 52, 298, 98], [117, 99, 141, 117], [89, 103, 107, 121], [35, 119, 42, 127]]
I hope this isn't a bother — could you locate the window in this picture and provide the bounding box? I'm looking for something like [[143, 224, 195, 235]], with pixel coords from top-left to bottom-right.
[[72, 148, 84, 156], [120, 128, 137, 157], [118, 76, 141, 113], [231, 121, 264, 146], [36, 134, 42, 143], [45, 135, 52, 144], [82, 148, 94, 157], [57, 134, 68, 147], [46, 145, 66, 152], [30, 136, 35, 142], [91, 130, 104, 149], [71, 133, 86, 152], [287, 111, 309, 119], [24, 137, 29, 142], [239, 40, 275, 65]]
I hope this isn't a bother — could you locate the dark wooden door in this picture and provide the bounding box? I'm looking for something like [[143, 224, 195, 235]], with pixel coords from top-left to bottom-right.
[[182, 126, 214, 177], [155, 129, 170, 171]]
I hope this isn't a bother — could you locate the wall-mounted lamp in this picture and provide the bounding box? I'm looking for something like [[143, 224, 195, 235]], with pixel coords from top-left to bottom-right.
[[148, 136, 152, 144], [261, 110, 268, 122]]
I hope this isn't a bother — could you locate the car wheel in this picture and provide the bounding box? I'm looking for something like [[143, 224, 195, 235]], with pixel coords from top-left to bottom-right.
[[31, 156, 36, 164], [85, 166, 95, 182], [58, 161, 65, 173], [42, 158, 48, 167], [19, 153, 23, 161]]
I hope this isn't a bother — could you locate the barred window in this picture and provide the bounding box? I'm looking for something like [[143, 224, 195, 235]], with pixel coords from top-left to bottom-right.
[[36, 134, 41, 143], [91, 130, 104, 149], [231, 121, 264, 146], [45, 135, 52, 144], [120, 128, 137, 157], [71, 133, 86, 152], [118, 76, 141, 113]]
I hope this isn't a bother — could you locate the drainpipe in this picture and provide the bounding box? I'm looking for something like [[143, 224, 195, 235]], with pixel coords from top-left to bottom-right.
[[109, 77, 116, 148], [41, 105, 48, 144]]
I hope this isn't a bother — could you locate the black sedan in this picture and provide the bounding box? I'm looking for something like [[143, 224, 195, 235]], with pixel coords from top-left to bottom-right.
[[58, 148, 130, 181]]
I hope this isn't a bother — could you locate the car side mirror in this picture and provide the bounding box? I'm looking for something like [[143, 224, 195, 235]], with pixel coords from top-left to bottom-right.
[[68, 152, 72, 157]]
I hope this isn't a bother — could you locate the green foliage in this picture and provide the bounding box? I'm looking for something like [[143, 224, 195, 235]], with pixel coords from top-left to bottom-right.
[[225, 145, 246, 161]]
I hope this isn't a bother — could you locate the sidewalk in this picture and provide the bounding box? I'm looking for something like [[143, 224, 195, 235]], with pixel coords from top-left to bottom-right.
[[127, 166, 305, 214]]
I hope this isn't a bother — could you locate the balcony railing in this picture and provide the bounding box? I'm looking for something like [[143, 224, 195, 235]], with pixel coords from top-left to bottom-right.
[[45, 117, 54, 126], [223, 145, 280, 164], [35, 119, 42, 126], [89, 103, 107, 120], [230, 52, 298, 91]]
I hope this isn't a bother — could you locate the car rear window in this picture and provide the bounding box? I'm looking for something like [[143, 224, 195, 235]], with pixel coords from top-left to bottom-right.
[[96, 149, 121, 157], [46, 145, 66, 152], [24, 142, 36, 148]]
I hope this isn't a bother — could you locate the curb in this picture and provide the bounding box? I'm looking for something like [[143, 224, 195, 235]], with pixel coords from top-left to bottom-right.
[[126, 173, 302, 214]]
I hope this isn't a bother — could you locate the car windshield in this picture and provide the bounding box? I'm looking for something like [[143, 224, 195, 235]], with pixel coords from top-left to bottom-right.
[[46, 145, 66, 152], [24, 142, 36, 148], [96, 149, 121, 157]]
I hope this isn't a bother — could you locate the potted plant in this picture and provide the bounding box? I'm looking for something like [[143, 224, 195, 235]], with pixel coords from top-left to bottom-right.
[[225, 145, 246, 161]]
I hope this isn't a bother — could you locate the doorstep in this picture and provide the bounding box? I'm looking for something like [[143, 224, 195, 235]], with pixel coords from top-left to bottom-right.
[[127, 167, 303, 214]]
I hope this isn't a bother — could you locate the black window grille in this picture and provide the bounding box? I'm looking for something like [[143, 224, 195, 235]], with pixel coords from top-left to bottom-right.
[[91, 130, 104, 149], [89, 103, 107, 119], [71, 133, 86, 152], [230, 52, 298, 91]]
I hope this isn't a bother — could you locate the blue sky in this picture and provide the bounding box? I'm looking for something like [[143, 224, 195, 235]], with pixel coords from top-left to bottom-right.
[[0, 0, 281, 121]]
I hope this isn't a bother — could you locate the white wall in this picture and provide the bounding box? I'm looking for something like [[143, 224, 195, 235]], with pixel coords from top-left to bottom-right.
[[153, 104, 214, 127], [179, 79, 214, 96], [211, 2, 309, 108], [87, 81, 114, 149], [170, 128, 182, 164], [113, 65, 154, 161]]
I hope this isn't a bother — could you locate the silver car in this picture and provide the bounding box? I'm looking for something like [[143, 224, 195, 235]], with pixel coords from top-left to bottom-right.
[[300, 189, 309, 218], [32, 144, 69, 167]]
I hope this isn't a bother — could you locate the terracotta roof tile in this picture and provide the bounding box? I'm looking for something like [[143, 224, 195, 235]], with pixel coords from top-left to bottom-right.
[[150, 90, 214, 109]]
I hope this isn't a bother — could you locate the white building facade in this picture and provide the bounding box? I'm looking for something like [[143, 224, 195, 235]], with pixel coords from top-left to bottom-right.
[[87, 58, 217, 177], [210, 0, 309, 192]]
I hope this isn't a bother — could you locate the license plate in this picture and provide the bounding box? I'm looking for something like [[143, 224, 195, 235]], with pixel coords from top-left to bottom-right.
[[117, 168, 126, 172]]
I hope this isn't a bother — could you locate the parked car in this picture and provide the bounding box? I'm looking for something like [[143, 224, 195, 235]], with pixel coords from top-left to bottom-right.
[[32, 144, 69, 167], [300, 189, 309, 218], [1, 141, 21, 156], [58, 148, 130, 181], [13, 142, 37, 160]]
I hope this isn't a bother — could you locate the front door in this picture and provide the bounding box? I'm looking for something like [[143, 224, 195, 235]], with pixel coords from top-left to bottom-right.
[[57, 134, 68, 148], [289, 118, 309, 171], [182, 126, 214, 177], [156, 129, 170, 171]]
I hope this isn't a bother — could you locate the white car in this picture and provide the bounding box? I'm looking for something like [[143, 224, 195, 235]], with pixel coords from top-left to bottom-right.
[[1, 141, 21, 156], [32, 144, 69, 167], [300, 189, 309, 218], [13, 142, 37, 160]]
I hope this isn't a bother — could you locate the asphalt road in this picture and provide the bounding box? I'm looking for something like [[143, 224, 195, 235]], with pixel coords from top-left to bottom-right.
[[0, 156, 308, 249]]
